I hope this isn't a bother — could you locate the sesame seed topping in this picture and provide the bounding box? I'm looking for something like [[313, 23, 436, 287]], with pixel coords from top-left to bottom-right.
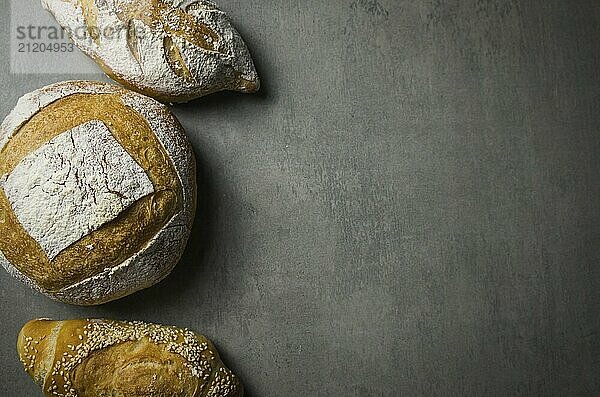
[[39, 319, 239, 396]]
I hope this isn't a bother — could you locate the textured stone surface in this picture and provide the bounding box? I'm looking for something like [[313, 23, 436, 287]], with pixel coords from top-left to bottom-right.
[[1, 120, 154, 260], [1, 0, 600, 396]]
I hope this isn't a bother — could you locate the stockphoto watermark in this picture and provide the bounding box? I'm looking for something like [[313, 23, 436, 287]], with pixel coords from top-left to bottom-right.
[[15, 24, 138, 51], [10, 0, 142, 74], [15, 25, 75, 54]]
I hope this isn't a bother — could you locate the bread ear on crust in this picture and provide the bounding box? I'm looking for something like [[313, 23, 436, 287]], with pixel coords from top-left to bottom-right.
[[18, 319, 243, 397]]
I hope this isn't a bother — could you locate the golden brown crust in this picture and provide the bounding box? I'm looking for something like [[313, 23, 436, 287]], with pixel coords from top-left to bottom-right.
[[18, 319, 62, 386], [72, 337, 199, 396], [17, 319, 243, 397], [0, 92, 182, 292], [78, 0, 100, 44], [43, 319, 90, 395]]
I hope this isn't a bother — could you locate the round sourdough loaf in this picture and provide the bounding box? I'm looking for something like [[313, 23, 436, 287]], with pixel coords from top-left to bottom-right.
[[42, 0, 260, 103], [0, 81, 196, 305]]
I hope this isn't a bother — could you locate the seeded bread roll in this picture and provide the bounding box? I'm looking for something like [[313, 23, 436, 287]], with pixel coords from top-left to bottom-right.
[[42, 0, 260, 103], [0, 80, 196, 305], [18, 318, 243, 397]]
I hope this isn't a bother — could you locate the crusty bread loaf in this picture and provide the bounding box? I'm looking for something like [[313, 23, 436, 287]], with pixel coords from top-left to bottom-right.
[[42, 0, 260, 103], [18, 319, 243, 397], [0, 80, 196, 305]]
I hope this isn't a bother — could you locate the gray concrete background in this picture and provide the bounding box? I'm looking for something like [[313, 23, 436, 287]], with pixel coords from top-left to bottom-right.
[[1, 1, 599, 396]]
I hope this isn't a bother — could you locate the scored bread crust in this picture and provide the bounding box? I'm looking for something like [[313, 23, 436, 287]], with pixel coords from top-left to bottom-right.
[[0, 81, 196, 305], [41, 0, 260, 103], [17, 319, 243, 397]]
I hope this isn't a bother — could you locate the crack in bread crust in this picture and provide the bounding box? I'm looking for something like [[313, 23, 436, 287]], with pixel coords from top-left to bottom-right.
[[110, 0, 223, 53]]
